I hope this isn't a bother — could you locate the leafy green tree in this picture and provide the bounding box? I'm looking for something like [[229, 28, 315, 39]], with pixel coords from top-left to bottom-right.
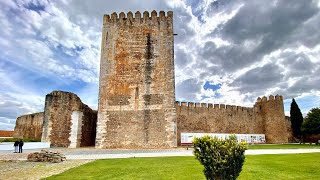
[[302, 107, 320, 135], [193, 135, 247, 180], [290, 98, 304, 137]]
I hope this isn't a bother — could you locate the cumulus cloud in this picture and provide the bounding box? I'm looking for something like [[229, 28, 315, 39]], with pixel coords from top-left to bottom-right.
[[173, 0, 320, 108]]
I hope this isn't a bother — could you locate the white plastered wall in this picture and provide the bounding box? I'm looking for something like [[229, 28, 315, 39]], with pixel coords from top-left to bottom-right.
[[69, 111, 83, 148]]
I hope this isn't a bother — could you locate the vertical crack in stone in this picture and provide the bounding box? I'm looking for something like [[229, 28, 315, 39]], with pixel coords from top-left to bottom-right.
[[144, 33, 154, 85], [143, 33, 154, 143]]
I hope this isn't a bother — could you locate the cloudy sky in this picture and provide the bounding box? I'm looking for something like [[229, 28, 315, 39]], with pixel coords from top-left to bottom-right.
[[1, 0, 320, 130]]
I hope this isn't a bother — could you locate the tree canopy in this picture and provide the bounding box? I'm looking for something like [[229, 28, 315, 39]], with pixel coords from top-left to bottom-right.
[[302, 107, 320, 135]]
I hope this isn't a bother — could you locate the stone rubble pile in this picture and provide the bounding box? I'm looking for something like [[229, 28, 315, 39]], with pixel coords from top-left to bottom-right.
[[27, 150, 66, 163]]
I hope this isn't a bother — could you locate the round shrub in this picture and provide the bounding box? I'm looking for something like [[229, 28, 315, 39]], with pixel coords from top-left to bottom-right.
[[193, 135, 247, 180]]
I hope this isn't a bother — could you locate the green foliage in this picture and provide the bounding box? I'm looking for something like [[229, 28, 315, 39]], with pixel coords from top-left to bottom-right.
[[290, 98, 304, 137], [192, 135, 248, 180], [302, 107, 320, 135], [0, 138, 41, 143]]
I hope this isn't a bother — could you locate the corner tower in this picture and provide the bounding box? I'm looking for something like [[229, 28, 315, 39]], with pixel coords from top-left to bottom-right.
[[254, 95, 288, 143], [96, 11, 177, 148]]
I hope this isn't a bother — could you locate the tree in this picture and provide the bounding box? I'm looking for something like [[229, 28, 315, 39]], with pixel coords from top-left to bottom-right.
[[193, 135, 247, 180], [290, 98, 304, 137], [301, 107, 320, 135]]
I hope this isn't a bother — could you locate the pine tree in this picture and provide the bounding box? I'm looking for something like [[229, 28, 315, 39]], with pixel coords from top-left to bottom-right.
[[290, 98, 304, 137]]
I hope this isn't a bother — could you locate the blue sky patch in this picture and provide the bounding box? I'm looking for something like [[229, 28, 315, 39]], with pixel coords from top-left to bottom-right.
[[24, 2, 46, 13], [203, 81, 222, 91]]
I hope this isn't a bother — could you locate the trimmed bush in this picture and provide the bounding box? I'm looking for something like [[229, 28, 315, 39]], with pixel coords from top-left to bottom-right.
[[193, 135, 247, 180], [0, 138, 41, 143]]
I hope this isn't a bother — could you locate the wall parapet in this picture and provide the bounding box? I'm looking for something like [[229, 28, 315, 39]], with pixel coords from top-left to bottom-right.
[[256, 95, 283, 103], [175, 101, 253, 111], [103, 10, 173, 25]]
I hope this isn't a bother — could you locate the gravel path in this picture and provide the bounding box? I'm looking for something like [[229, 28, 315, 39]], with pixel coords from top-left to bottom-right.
[[1, 148, 320, 179], [63, 148, 320, 159], [0, 159, 93, 180]]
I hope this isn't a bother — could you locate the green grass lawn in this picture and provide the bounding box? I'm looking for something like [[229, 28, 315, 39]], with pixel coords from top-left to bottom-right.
[[248, 144, 320, 149], [46, 153, 320, 180]]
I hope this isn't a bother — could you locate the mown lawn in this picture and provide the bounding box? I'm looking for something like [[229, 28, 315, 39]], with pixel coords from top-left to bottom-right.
[[248, 144, 320, 149], [46, 153, 320, 180]]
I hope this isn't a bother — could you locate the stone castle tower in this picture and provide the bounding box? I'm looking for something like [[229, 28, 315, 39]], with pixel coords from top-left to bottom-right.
[[96, 11, 177, 148], [254, 95, 288, 143]]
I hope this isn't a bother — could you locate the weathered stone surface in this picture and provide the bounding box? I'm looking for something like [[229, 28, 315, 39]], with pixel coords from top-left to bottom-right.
[[96, 11, 176, 149], [176, 95, 289, 144], [27, 150, 66, 163], [13, 112, 44, 139], [41, 91, 97, 147], [285, 116, 294, 142], [254, 95, 288, 143]]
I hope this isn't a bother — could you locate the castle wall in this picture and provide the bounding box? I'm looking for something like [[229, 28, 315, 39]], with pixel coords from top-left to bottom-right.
[[176, 102, 264, 145], [13, 112, 44, 139], [96, 11, 176, 148], [41, 91, 97, 147], [176, 95, 289, 144]]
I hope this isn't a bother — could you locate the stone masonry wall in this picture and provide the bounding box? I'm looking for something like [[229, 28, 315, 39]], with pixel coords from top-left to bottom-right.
[[176, 102, 263, 145], [285, 116, 294, 142], [177, 95, 289, 144], [96, 11, 176, 148], [14, 112, 44, 139], [254, 95, 288, 143], [41, 91, 97, 147]]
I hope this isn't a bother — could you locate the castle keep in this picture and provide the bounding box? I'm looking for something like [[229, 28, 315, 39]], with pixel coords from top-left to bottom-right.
[[96, 11, 177, 148], [13, 11, 292, 148]]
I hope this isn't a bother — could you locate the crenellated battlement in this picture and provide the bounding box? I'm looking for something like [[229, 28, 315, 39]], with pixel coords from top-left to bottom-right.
[[103, 10, 173, 25], [255, 95, 283, 106], [175, 101, 253, 111]]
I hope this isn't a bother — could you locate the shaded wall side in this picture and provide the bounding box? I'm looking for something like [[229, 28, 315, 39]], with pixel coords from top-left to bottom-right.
[[14, 112, 44, 139], [80, 109, 97, 147], [285, 116, 294, 142], [96, 12, 176, 148]]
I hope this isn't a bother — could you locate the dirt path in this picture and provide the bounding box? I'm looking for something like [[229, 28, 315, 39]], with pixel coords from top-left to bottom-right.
[[0, 160, 93, 180]]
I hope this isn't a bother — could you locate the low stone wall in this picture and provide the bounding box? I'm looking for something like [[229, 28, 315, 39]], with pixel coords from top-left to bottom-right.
[[28, 150, 66, 163]]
